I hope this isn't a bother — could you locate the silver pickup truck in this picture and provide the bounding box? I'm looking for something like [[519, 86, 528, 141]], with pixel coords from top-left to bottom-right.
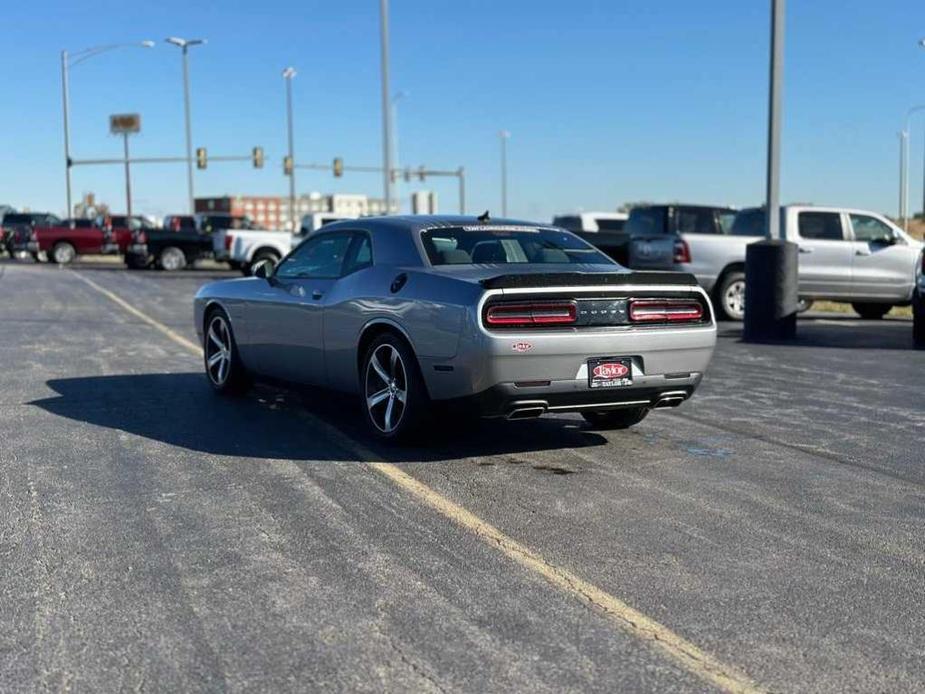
[[678, 205, 923, 320]]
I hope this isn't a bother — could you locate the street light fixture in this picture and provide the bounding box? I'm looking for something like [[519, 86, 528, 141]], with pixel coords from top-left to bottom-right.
[[499, 130, 511, 217], [165, 37, 206, 215], [282, 67, 297, 231], [60, 40, 154, 217]]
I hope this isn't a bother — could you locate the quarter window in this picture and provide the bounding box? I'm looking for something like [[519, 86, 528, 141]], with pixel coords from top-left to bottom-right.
[[343, 233, 373, 275], [275, 233, 352, 279], [849, 214, 894, 244], [676, 208, 717, 235], [798, 212, 844, 241]]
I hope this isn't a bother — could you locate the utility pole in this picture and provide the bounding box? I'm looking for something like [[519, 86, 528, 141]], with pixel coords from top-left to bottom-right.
[[283, 67, 297, 231], [379, 0, 394, 212], [61, 51, 72, 217], [122, 132, 133, 217], [744, 0, 798, 342], [499, 130, 510, 216]]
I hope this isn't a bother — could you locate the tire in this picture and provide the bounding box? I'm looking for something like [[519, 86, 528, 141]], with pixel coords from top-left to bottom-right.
[[203, 308, 251, 395], [851, 302, 891, 320], [715, 271, 746, 321], [361, 333, 429, 443], [51, 242, 77, 265], [581, 407, 649, 430], [157, 246, 187, 272], [246, 250, 280, 277]]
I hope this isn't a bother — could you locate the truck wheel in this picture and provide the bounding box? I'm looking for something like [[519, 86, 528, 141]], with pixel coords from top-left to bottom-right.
[[157, 246, 187, 272], [51, 242, 77, 265], [246, 250, 280, 276], [582, 407, 649, 430], [851, 302, 891, 320], [715, 271, 746, 321]]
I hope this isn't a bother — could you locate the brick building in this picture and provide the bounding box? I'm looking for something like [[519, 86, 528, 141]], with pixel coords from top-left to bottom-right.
[[195, 193, 398, 230]]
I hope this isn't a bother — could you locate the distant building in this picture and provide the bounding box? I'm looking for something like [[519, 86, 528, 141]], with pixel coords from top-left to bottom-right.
[[196, 193, 398, 229]]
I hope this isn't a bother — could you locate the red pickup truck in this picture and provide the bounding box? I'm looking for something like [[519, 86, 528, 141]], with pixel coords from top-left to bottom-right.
[[21, 217, 135, 264]]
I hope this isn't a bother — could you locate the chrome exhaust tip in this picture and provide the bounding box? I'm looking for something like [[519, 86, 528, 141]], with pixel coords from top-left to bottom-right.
[[506, 404, 548, 420]]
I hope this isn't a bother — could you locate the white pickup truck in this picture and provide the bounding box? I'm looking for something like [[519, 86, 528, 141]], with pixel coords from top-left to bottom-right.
[[678, 205, 923, 320], [213, 212, 352, 276]]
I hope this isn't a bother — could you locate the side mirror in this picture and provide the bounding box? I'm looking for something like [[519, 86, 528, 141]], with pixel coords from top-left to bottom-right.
[[253, 259, 274, 279]]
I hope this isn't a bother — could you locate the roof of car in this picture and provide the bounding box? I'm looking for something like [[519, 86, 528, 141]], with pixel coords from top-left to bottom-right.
[[320, 214, 549, 234]]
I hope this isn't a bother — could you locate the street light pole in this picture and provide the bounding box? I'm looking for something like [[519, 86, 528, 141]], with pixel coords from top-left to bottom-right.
[[499, 130, 510, 216], [166, 37, 205, 215], [283, 67, 297, 231], [379, 0, 394, 213], [123, 132, 133, 217], [900, 105, 925, 229], [391, 91, 407, 213], [60, 40, 154, 218]]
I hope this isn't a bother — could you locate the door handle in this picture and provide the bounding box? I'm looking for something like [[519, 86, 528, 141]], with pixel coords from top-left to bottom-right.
[[798, 247, 813, 254], [312, 289, 324, 300]]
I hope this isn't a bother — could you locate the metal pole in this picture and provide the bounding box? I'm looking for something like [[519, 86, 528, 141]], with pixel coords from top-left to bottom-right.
[[499, 131, 509, 216], [285, 72, 296, 231], [123, 133, 132, 217], [458, 166, 465, 214], [392, 97, 400, 213], [765, 0, 784, 240], [61, 50, 72, 217], [379, 0, 393, 212], [181, 45, 195, 214], [900, 130, 907, 228]]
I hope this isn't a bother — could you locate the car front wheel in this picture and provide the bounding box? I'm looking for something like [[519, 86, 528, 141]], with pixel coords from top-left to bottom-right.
[[581, 406, 649, 430], [362, 334, 428, 443], [204, 309, 250, 395]]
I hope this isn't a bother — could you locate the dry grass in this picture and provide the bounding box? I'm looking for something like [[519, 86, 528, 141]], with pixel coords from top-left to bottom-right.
[[906, 219, 925, 241], [811, 301, 912, 319]]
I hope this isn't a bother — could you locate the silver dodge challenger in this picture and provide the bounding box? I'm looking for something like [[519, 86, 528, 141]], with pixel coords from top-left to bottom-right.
[[194, 215, 717, 441]]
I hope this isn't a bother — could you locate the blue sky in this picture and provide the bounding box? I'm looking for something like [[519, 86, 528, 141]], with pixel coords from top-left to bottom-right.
[[2, 0, 924, 220]]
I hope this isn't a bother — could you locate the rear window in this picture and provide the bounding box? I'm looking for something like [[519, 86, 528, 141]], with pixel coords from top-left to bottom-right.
[[626, 208, 667, 235], [4, 213, 43, 225], [422, 226, 613, 266], [594, 218, 626, 232]]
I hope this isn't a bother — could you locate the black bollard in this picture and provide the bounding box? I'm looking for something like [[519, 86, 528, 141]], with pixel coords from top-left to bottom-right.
[[914, 287, 924, 350], [743, 239, 799, 342]]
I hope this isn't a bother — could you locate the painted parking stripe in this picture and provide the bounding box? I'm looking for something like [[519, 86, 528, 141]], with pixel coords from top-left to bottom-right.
[[73, 269, 764, 694]]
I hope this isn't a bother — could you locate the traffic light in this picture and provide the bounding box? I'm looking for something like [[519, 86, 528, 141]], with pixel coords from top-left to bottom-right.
[[196, 147, 207, 169], [403, 167, 411, 183], [417, 166, 426, 182], [252, 146, 264, 169], [283, 155, 293, 175], [333, 157, 343, 177], [390, 168, 399, 183]]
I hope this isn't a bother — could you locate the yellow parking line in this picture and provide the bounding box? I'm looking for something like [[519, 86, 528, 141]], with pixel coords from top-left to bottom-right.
[[74, 269, 763, 694]]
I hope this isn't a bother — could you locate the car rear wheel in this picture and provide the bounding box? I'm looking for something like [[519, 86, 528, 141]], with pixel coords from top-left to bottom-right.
[[51, 242, 76, 265], [581, 406, 649, 430], [362, 334, 428, 443], [716, 271, 746, 321], [245, 250, 280, 276], [851, 302, 891, 320], [204, 309, 250, 395], [157, 246, 187, 272]]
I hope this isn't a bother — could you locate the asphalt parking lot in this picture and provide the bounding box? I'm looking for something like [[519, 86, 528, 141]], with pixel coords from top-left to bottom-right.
[[1, 259, 923, 693]]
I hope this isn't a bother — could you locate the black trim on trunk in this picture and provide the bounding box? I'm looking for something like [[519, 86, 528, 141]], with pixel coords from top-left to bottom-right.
[[479, 271, 697, 289]]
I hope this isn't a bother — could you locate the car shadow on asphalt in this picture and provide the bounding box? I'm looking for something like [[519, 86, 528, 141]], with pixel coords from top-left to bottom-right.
[[716, 318, 918, 350], [31, 373, 608, 463]]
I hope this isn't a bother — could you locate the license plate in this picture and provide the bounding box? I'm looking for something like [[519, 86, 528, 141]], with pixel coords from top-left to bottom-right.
[[588, 357, 633, 389]]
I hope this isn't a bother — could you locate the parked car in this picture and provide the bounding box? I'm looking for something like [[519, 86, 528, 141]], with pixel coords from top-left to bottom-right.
[[16, 216, 132, 264], [2, 212, 62, 258], [678, 205, 924, 320], [98, 214, 158, 232], [194, 215, 717, 441], [125, 219, 214, 271], [551, 211, 628, 233], [299, 212, 353, 236]]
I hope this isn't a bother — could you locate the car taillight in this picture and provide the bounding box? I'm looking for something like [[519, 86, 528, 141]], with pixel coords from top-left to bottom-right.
[[135, 231, 147, 244], [673, 239, 691, 264], [485, 301, 578, 328], [225, 234, 233, 250], [629, 299, 704, 323]]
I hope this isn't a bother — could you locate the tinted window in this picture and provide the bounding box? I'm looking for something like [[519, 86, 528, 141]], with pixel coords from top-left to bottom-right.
[[552, 216, 583, 231], [717, 211, 736, 234], [422, 226, 613, 266], [849, 214, 894, 243], [275, 233, 352, 279], [343, 234, 373, 275], [3, 213, 42, 225], [626, 208, 667, 235], [730, 209, 766, 237], [676, 208, 718, 235], [595, 218, 626, 231], [798, 212, 844, 241]]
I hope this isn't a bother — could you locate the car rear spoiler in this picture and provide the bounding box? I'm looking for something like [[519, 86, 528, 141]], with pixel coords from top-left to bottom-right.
[[479, 271, 698, 290]]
